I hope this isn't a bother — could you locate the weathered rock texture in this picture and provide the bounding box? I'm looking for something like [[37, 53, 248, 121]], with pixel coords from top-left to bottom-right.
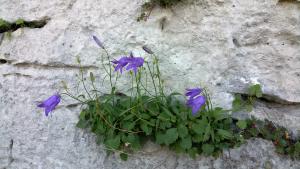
[[0, 0, 300, 168]]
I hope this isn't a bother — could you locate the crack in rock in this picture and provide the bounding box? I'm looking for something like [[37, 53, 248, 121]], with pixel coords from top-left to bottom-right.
[[0, 33, 4, 45], [0, 139, 14, 169], [0, 17, 50, 33], [278, 0, 300, 4], [12, 61, 98, 70], [2, 73, 32, 78], [0, 58, 8, 64], [8, 139, 13, 166], [235, 92, 300, 106]]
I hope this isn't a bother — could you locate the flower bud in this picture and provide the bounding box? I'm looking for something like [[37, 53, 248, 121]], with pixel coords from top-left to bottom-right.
[[92, 35, 105, 49], [142, 45, 154, 54]]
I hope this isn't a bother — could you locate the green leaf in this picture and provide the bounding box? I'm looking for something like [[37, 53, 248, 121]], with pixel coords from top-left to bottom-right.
[[187, 147, 198, 159], [155, 132, 165, 144], [140, 122, 152, 135], [156, 128, 178, 145], [212, 108, 229, 122], [217, 129, 233, 139], [76, 119, 89, 129], [248, 84, 262, 98], [158, 112, 171, 121], [179, 136, 192, 149], [173, 142, 185, 154], [162, 107, 176, 122], [295, 142, 300, 153], [121, 121, 135, 131], [192, 119, 207, 135], [164, 128, 178, 145], [192, 134, 203, 143], [105, 135, 121, 150], [178, 124, 188, 138], [203, 124, 211, 142], [95, 121, 106, 134], [79, 111, 86, 120], [275, 146, 285, 154], [145, 101, 159, 116], [123, 114, 135, 121], [120, 153, 128, 161], [125, 134, 141, 150], [159, 121, 172, 130], [0, 19, 10, 27], [202, 144, 214, 156], [140, 113, 151, 120], [237, 120, 247, 130], [15, 19, 25, 27], [232, 94, 242, 112]]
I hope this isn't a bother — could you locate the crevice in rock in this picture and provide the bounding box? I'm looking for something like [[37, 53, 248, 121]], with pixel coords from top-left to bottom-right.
[[0, 33, 4, 45], [0, 58, 14, 65], [67, 0, 77, 9], [3, 73, 32, 78], [12, 61, 98, 70], [232, 37, 241, 47], [8, 139, 13, 165], [0, 58, 8, 64], [278, 0, 300, 4], [0, 17, 50, 33], [238, 93, 300, 105]]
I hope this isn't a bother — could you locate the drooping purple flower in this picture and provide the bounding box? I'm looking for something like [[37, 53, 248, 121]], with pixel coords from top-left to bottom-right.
[[126, 57, 144, 74], [185, 87, 205, 115], [112, 56, 144, 74], [112, 56, 131, 73], [185, 88, 202, 99], [37, 93, 61, 116], [186, 96, 206, 115], [92, 35, 105, 49]]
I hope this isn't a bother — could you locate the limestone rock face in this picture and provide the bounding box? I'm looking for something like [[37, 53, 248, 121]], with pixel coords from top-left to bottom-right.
[[0, 0, 299, 168]]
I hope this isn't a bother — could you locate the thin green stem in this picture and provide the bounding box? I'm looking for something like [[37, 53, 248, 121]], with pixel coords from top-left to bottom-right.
[[146, 62, 158, 97], [103, 48, 114, 93], [61, 92, 86, 104], [130, 73, 134, 106], [79, 66, 92, 100], [153, 54, 165, 99]]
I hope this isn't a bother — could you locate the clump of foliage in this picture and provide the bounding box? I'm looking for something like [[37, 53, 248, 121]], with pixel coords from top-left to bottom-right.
[[0, 18, 48, 33], [76, 94, 245, 159], [38, 36, 300, 160], [232, 84, 263, 112], [0, 19, 11, 33], [238, 118, 300, 159], [232, 84, 300, 159], [137, 0, 186, 21]]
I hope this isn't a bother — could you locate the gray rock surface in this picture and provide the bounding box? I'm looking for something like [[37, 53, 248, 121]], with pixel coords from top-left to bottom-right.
[[0, 0, 300, 168]]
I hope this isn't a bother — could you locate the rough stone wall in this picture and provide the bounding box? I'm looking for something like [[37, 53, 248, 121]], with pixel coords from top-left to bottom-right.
[[0, 0, 300, 168]]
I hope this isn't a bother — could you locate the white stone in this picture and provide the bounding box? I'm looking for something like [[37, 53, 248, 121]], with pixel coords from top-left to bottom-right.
[[0, 0, 300, 168]]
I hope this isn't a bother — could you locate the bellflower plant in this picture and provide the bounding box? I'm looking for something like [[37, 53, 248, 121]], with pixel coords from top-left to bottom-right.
[[37, 93, 61, 116], [47, 35, 299, 161]]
